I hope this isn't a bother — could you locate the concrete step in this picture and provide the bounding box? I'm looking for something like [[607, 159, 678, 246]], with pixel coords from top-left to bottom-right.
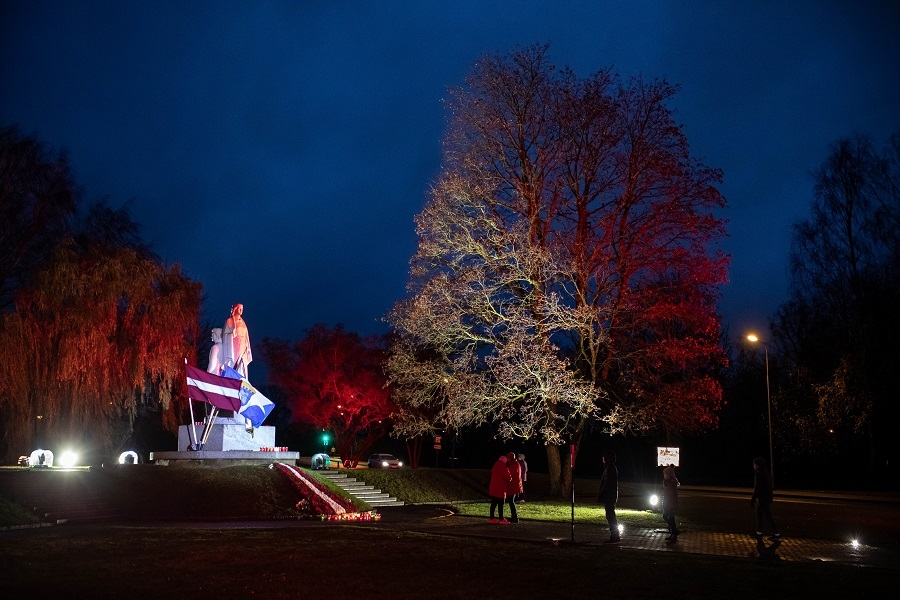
[[367, 499, 405, 507], [351, 492, 390, 499], [316, 472, 405, 507], [341, 484, 375, 491]]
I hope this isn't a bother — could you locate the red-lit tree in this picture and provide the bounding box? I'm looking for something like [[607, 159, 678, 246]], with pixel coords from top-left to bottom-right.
[[388, 45, 729, 497], [261, 324, 397, 468], [0, 201, 201, 462]]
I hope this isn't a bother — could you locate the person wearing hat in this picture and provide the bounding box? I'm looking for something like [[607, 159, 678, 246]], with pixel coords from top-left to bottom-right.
[[597, 450, 620, 543], [751, 457, 781, 539], [662, 464, 680, 543]]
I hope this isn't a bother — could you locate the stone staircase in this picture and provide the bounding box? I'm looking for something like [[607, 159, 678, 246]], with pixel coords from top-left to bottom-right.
[[0, 468, 122, 525], [317, 471, 404, 508]]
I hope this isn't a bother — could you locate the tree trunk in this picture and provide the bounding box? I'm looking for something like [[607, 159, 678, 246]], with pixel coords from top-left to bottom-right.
[[406, 436, 422, 469], [546, 445, 562, 498]]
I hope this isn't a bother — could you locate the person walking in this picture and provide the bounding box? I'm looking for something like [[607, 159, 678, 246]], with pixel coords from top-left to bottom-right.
[[516, 453, 528, 503], [750, 456, 781, 539], [488, 454, 511, 524], [662, 464, 680, 543], [597, 450, 620, 543], [505, 452, 523, 522]]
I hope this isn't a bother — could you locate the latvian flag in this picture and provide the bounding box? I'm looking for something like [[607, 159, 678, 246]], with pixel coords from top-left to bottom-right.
[[186, 363, 242, 412]]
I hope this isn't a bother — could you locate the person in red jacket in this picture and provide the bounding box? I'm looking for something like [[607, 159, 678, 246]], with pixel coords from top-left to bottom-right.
[[488, 455, 511, 524], [505, 452, 523, 523]]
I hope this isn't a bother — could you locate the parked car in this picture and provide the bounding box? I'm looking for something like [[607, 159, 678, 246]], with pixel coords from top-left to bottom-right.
[[367, 453, 403, 469]]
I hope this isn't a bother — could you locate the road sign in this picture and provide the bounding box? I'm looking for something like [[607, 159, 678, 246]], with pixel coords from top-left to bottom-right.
[[434, 444, 441, 450], [657, 446, 680, 466]]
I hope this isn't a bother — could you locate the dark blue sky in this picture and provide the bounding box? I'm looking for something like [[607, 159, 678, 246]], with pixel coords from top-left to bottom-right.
[[3, 1, 899, 353]]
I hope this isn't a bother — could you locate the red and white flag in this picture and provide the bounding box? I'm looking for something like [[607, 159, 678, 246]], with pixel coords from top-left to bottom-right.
[[186, 363, 242, 412]]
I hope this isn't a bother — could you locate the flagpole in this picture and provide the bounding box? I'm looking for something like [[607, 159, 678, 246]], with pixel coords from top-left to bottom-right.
[[200, 407, 219, 446], [185, 358, 200, 450]]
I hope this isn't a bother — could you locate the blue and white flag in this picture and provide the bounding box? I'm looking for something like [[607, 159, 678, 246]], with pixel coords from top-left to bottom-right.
[[222, 366, 275, 428]]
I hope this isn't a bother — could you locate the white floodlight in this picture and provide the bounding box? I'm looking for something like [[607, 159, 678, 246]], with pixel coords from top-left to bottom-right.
[[59, 450, 78, 467], [118, 451, 139, 464]]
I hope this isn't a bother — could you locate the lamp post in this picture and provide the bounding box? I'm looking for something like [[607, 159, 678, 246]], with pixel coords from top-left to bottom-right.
[[746, 334, 774, 483]]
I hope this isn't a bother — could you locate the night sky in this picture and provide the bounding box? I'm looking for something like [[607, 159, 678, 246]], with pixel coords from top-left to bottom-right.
[[3, 1, 899, 367]]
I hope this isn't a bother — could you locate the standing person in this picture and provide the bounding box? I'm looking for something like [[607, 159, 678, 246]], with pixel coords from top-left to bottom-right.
[[488, 454, 511, 524], [750, 457, 781, 539], [662, 464, 680, 543], [505, 452, 523, 522], [597, 450, 620, 543], [517, 453, 528, 503]]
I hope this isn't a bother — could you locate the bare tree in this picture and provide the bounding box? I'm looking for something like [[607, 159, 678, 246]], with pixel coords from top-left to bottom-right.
[[388, 46, 729, 497]]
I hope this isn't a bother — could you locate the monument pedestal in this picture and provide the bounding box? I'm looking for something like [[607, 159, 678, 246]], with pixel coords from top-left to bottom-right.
[[178, 422, 275, 451]]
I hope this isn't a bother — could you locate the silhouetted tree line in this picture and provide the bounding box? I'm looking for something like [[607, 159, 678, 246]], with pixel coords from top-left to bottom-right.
[[0, 125, 202, 464], [766, 132, 900, 488]]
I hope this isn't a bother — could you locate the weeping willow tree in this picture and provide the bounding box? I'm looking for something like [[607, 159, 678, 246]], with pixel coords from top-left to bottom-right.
[[0, 205, 202, 462]]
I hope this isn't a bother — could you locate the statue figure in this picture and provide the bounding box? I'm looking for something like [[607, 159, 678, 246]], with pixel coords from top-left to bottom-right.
[[207, 328, 224, 375], [222, 303, 252, 378], [222, 303, 253, 431]]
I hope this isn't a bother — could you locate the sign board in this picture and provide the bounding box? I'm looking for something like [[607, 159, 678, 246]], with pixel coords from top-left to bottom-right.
[[434, 435, 442, 444], [657, 446, 680, 467], [434, 444, 441, 450]]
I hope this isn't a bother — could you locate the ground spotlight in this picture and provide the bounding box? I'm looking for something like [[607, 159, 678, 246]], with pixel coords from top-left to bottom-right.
[[649, 494, 659, 507], [59, 450, 78, 467], [851, 538, 860, 548], [29, 448, 54, 467], [118, 451, 139, 464]]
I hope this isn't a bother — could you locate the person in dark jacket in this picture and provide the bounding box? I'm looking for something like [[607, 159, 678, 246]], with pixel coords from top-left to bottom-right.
[[597, 451, 620, 543], [505, 452, 523, 522], [516, 453, 528, 503], [488, 455, 511, 524], [662, 465, 680, 543], [750, 457, 780, 539]]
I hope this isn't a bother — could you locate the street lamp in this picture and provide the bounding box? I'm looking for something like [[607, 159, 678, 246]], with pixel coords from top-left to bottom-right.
[[746, 333, 774, 483]]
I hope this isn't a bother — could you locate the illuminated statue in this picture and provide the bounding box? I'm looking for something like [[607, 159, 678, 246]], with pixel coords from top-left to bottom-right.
[[222, 303, 253, 430], [207, 328, 224, 375], [222, 303, 252, 378]]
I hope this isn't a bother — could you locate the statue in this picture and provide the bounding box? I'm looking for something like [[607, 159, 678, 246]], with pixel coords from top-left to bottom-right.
[[207, 328, 224, 375], [222, 303, 253, 431], [222, 303, 252, 378]]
